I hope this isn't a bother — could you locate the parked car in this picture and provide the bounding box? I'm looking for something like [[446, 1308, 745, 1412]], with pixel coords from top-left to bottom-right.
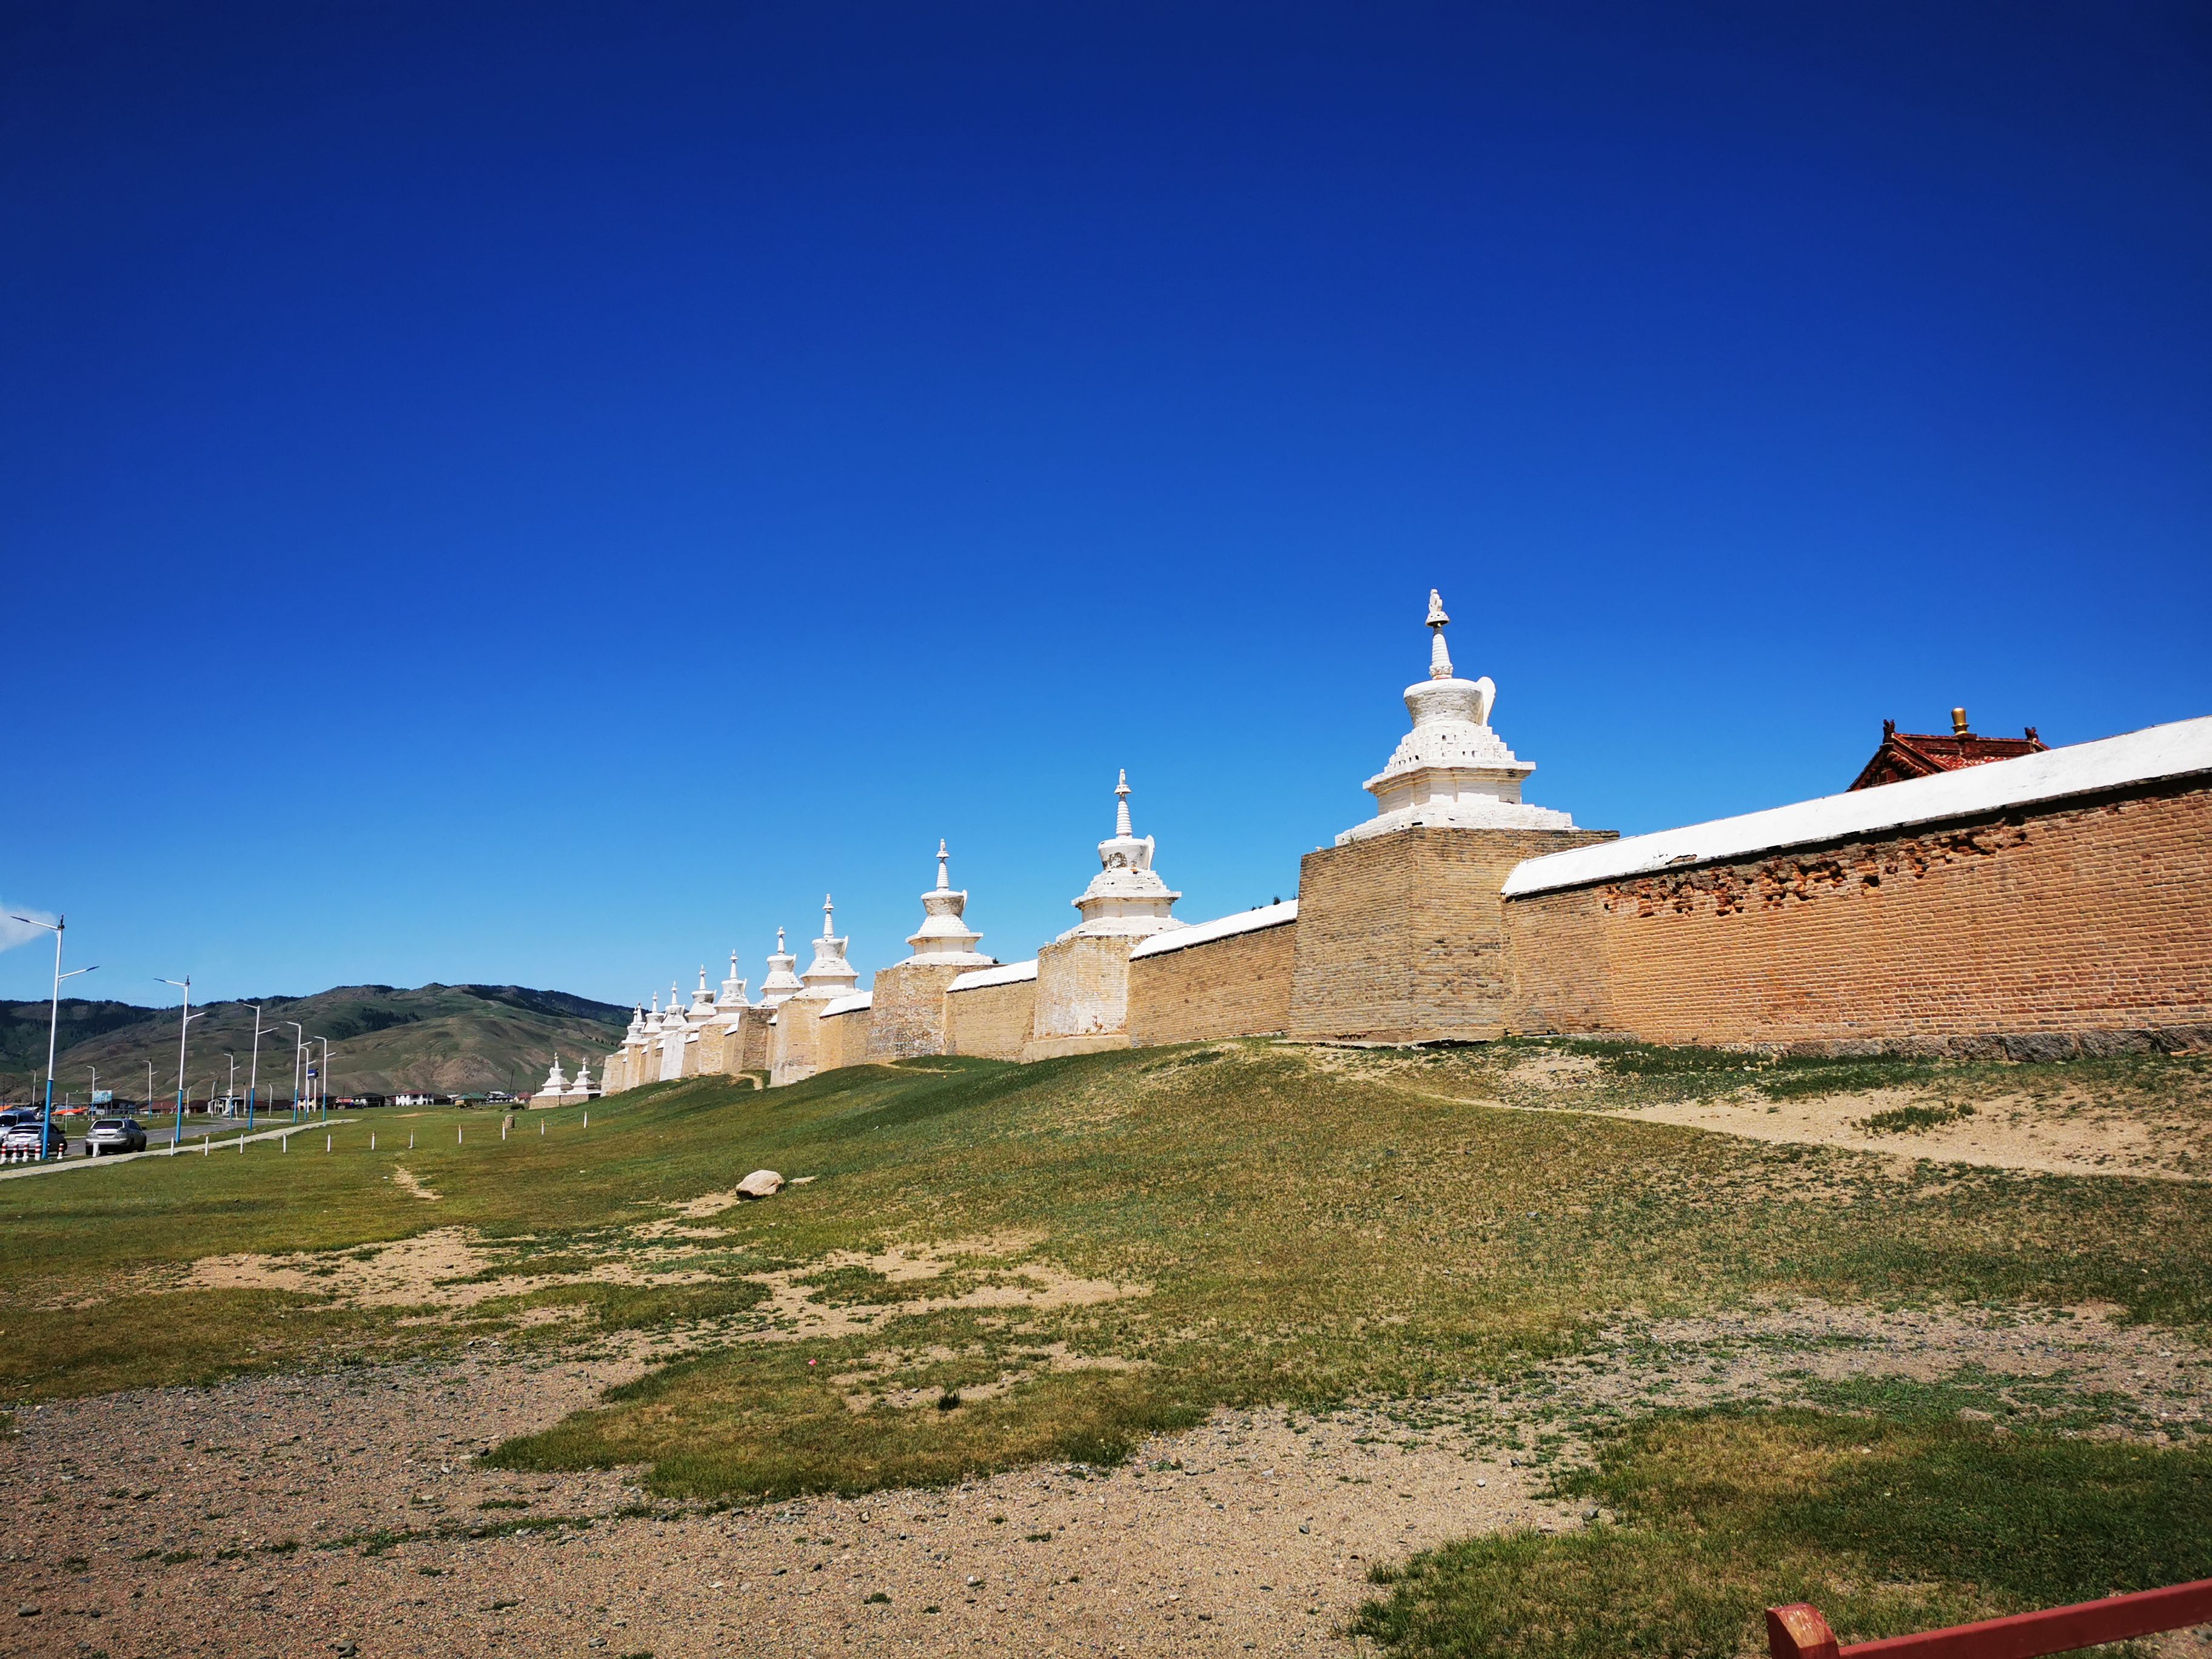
[[86, 1118, 149, 1156], [2, 1121, 66, 1158]]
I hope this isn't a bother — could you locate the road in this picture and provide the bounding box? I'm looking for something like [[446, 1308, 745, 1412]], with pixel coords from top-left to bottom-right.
[[0, 1116, 360, 1179]]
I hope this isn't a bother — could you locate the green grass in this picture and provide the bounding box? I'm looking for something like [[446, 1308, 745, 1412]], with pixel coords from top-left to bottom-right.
[[1352, 1390, 2212, 1658], [2, 1042, 2208, 1536]]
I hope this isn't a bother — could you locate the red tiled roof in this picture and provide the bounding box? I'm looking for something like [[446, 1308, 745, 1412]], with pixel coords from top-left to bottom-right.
[[1849, 720, 2046, 790]]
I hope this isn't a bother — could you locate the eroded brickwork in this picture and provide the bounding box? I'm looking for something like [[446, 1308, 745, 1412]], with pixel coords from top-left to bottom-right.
[[1288, 826, 1616, 1042], [945, 979, 1037, 1059], [1128, 920, 1298, 1047], [769, 998, 833, 1087], [1031, 936, 1140, 1041], [1503, 780, 2212, 1051], [868, 961, 973, 1061]]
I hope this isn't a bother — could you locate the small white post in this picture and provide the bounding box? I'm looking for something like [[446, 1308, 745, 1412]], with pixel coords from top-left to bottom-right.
[[540, 1119, 545, 1136], [370, 1133, 376, 1151], [582, 1111, 588, 1130], [458, 1126, 464, 1145], [409, 1132, 415, 1149], [324, 1134, 330, 1152], [201, 1136, 208, 1157]]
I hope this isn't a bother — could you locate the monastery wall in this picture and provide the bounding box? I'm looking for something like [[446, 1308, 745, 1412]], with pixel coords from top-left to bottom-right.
[[1503, 773, 2212, 1054], [769, 998, 835, 1087], [945, 967, 1037, 1060], [1287, 826, 1615, 1044], [1127, 903, 1298, 1047], [1027, 935, 1140, 1059], [868, 961, 972, 1062], [818, 1004, 876, 1073], [729, 1008, 776, 1076]]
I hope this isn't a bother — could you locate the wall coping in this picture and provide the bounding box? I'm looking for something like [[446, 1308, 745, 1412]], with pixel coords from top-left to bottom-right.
[[1129, 899, 1298, 959], [1503, 714, 2212, 898], [947, 959, 1039, 993], [820, 991, 873, 1018]]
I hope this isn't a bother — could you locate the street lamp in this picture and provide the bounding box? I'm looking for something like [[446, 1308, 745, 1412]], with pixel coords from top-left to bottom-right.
[[282, 1022, 305, 1123], [12, 913, 97, 1162], [244, 1005, 270, 1133], [156, 977, 203, 1151], [310, 1035, 331, 1126]]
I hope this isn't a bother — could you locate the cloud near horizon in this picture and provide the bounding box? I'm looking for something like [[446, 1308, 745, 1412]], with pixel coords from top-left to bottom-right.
[[1, 906, 59, 953]]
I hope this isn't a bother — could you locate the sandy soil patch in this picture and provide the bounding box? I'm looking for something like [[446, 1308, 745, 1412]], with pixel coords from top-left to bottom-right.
[[1596, 1087, 2205, 1181], [389, 1165, 440, 1201], [753, 1237, 1145, 1344]]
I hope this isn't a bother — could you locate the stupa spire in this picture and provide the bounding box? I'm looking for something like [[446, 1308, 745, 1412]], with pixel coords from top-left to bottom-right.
[[797, 893, 859, 996], [758, 926, 803, 1006], [907, 840, 988, 964], [1335, 583, 1574, 843], [1064, 769, 1184, 939], [1426, 588, 1453, 680]]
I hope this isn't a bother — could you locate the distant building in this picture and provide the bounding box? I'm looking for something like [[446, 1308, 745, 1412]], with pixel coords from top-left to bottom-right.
[[1851, 709, 2045, 790]]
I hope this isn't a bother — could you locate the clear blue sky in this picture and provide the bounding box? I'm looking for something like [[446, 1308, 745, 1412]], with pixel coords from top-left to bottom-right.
[[5, 2, 2208, 1009]]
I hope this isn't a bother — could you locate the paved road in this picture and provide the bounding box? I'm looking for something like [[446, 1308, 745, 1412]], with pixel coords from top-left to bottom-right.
[[0, 1117, 359, 1180]]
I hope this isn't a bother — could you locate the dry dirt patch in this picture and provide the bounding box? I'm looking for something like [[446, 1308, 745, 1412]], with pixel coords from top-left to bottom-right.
[[1601, 1087, 2206, 1181]]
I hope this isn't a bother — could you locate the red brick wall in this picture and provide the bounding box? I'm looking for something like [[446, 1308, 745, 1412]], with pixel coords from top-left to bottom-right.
[[1503, 779, 2212, 1053], [1127, 919, 1298, 1047]]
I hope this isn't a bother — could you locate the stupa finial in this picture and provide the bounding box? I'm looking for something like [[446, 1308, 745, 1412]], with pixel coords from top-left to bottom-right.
[[936, 839, 950, 891], [776, 925, 785, 952], [1114, 769, 1133, 837], [1426, 588, 1454, 681], [822, 893, 834, 937]]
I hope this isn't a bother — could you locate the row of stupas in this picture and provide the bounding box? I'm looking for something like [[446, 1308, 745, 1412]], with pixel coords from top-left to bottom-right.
[[589, 590, 1586, 1089]]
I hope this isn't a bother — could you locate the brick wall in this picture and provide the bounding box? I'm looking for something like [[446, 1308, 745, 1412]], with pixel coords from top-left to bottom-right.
[[945, 977, 1037, 1059], [1289, 826, 1617, 1042], [1503, 778, 2212, 1053], [867, 960, 973, 1061], [769, 996, 834, 1085], [1127, 918, 1298, 1046], [1031, 934, 1140, 1041], [731, 1008, 776, 1074], [818, 1007, 876, 1072]]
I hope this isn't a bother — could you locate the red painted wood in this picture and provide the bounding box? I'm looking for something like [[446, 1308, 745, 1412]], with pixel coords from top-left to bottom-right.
[[1767, 1578, 2212, 1659], [1769, 1603, 1841, 1659]]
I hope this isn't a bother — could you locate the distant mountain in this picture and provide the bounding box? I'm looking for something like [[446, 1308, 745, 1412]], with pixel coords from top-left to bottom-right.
[[0, 984, 630, 1104]]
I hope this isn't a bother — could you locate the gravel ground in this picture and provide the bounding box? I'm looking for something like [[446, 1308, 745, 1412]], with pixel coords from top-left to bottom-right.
[[0, 1352, 1563, 1658], [3, 1301, 2204, 1659]]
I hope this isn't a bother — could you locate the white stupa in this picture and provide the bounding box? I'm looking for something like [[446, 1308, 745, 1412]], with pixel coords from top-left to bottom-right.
[[905, 840, 991, 965], [686, 966, 719, 1025], [532, 1053, 569, 1105], [797, 894, 862, 996], [641, 993, 664, 1039], [757, 927, 804, 1007], [1061, 771, 1186, 940], [565, 1057, 599, 1100], [717, 950, 751, 1012], [1336, 589, 1575, 845]]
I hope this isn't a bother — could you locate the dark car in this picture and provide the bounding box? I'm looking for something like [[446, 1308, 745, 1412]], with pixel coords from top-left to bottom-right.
[[2, 1120, 66, 1158], [87, 1117, 149, 1156]]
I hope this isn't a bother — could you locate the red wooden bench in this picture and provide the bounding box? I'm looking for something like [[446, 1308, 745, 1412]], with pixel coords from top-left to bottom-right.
[[1768, 1579, 2212, 1659]]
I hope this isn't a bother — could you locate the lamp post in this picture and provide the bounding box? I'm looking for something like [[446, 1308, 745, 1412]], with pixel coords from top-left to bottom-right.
[[222, 1053, 238, 1117], [11, 913, 97, 1161], [245, 1005, 267, 1132], [156, 977, 202, 1150], [312, 1035, 330, 1125], [282, 1022, 305, 1123]]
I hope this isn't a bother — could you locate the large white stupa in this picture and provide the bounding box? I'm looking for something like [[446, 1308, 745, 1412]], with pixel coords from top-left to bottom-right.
[[905, 841, 991, 965], [1337, 589, 1575, 845], [1061, 771, 1187, 940]]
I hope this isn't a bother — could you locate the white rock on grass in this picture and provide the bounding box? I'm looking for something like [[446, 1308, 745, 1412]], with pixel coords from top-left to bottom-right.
[[736, 1170, 785, 1199]]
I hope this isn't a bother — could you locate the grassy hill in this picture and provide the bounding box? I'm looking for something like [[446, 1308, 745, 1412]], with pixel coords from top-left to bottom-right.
[[0, 1039, 2207, 1657], [0, 982, 629, 1103]]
